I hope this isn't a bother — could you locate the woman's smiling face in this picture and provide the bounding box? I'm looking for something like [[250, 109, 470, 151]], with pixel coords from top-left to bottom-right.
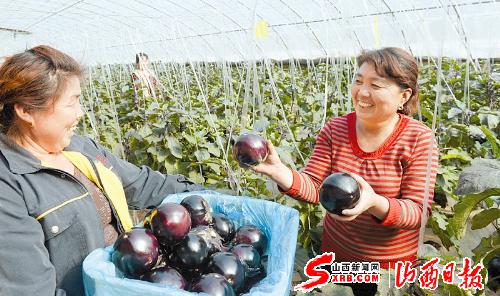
[[352, 62, 410, 123], [29, 76, 83, 152]]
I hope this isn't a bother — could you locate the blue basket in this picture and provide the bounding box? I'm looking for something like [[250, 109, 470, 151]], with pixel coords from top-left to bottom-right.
[[83, 190, 299, 296]]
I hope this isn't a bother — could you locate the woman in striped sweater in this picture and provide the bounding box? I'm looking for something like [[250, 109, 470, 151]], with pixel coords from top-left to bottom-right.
[[253, 47, 439, 295]]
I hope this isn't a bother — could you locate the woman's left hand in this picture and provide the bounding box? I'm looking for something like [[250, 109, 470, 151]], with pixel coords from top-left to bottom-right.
[[327, 172, 380, 222]]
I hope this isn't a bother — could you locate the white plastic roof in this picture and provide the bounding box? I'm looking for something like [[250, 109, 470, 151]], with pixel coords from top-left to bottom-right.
[[1, 0, 499, 65]]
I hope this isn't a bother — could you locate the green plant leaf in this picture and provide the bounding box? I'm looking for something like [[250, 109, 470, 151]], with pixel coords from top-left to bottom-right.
[[472, 235, 500, 263], [471, 208, 500, 230], [442, 284, 467, 296], [454, 99, 466, 110], [299, 210, 309, 229], [194, 149, 210, 162], [429, 214, 454, 249], [468, 125, 485, 139], [486, 114, 499, 129], [183, 133, 197, 145], [188, 170, 205, 184], [441, 148, 473, 162], [206, 163, 221, 175], [155, 149, 169, 163], [167, 137, 183, 158], [254, 118, 270, 132], [137, 125, 152, 138], [163, 158, 178, 174], [421, 107, 435, 122], [449, 123, 469, 134], [146, 146, 156, 155], [448, 188, 500, 239], [205, 143, 221, 157], [480, 125, 500, 158], [432, 210, 449, 230], [448, 107, 463, 119], [205, 177, 219, 185]]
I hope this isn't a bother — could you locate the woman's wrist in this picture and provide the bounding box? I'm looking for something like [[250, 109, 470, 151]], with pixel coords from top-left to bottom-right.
[[368, 193, 390, 220], [267, 163, 293, 191]]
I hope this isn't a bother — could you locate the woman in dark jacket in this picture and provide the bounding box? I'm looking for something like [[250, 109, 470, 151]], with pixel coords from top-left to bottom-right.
[[0, 45, 202, 296]]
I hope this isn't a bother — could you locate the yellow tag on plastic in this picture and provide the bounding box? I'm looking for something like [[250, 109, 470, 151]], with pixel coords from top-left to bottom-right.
[[255, 20, 269, 39]]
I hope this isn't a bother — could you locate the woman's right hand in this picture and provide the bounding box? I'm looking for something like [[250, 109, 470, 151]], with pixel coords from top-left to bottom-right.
[[250, 140, 293, 191]]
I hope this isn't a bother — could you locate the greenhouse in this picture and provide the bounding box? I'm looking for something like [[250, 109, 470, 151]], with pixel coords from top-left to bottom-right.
[[0, 1, 499, 296]]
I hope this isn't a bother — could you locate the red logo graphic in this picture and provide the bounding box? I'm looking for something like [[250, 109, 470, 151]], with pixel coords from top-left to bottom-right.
[[418, 257, 440, 290], [442, 261, 456, 284], [294, 252, 334, 292], [395, 257, 484, 291], [457, 257, 484, 290], [296, 255, 485, 293], [395, 261, 417, 289]]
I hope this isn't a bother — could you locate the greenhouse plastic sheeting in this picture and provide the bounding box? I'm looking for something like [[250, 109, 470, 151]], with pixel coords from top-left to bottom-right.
[[1, 0, 498, 64], [82, 190, 299, 296]]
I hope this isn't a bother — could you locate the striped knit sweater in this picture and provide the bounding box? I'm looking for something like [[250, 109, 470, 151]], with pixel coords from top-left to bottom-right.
[[283, 112, 439, 269]]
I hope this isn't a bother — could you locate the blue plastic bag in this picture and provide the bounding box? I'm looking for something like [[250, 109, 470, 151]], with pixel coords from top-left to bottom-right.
[[83, 190, 299, 296]]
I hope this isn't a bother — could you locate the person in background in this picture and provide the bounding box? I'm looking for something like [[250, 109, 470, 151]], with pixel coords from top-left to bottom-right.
[[251, 47, 439, 295], [0, 45, 202, 295], [131, 52, 164, 100]]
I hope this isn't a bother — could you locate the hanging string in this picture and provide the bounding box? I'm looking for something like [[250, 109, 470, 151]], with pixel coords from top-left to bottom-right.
[[417, 54, 442, 258], [264, 60, 306, 164]]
